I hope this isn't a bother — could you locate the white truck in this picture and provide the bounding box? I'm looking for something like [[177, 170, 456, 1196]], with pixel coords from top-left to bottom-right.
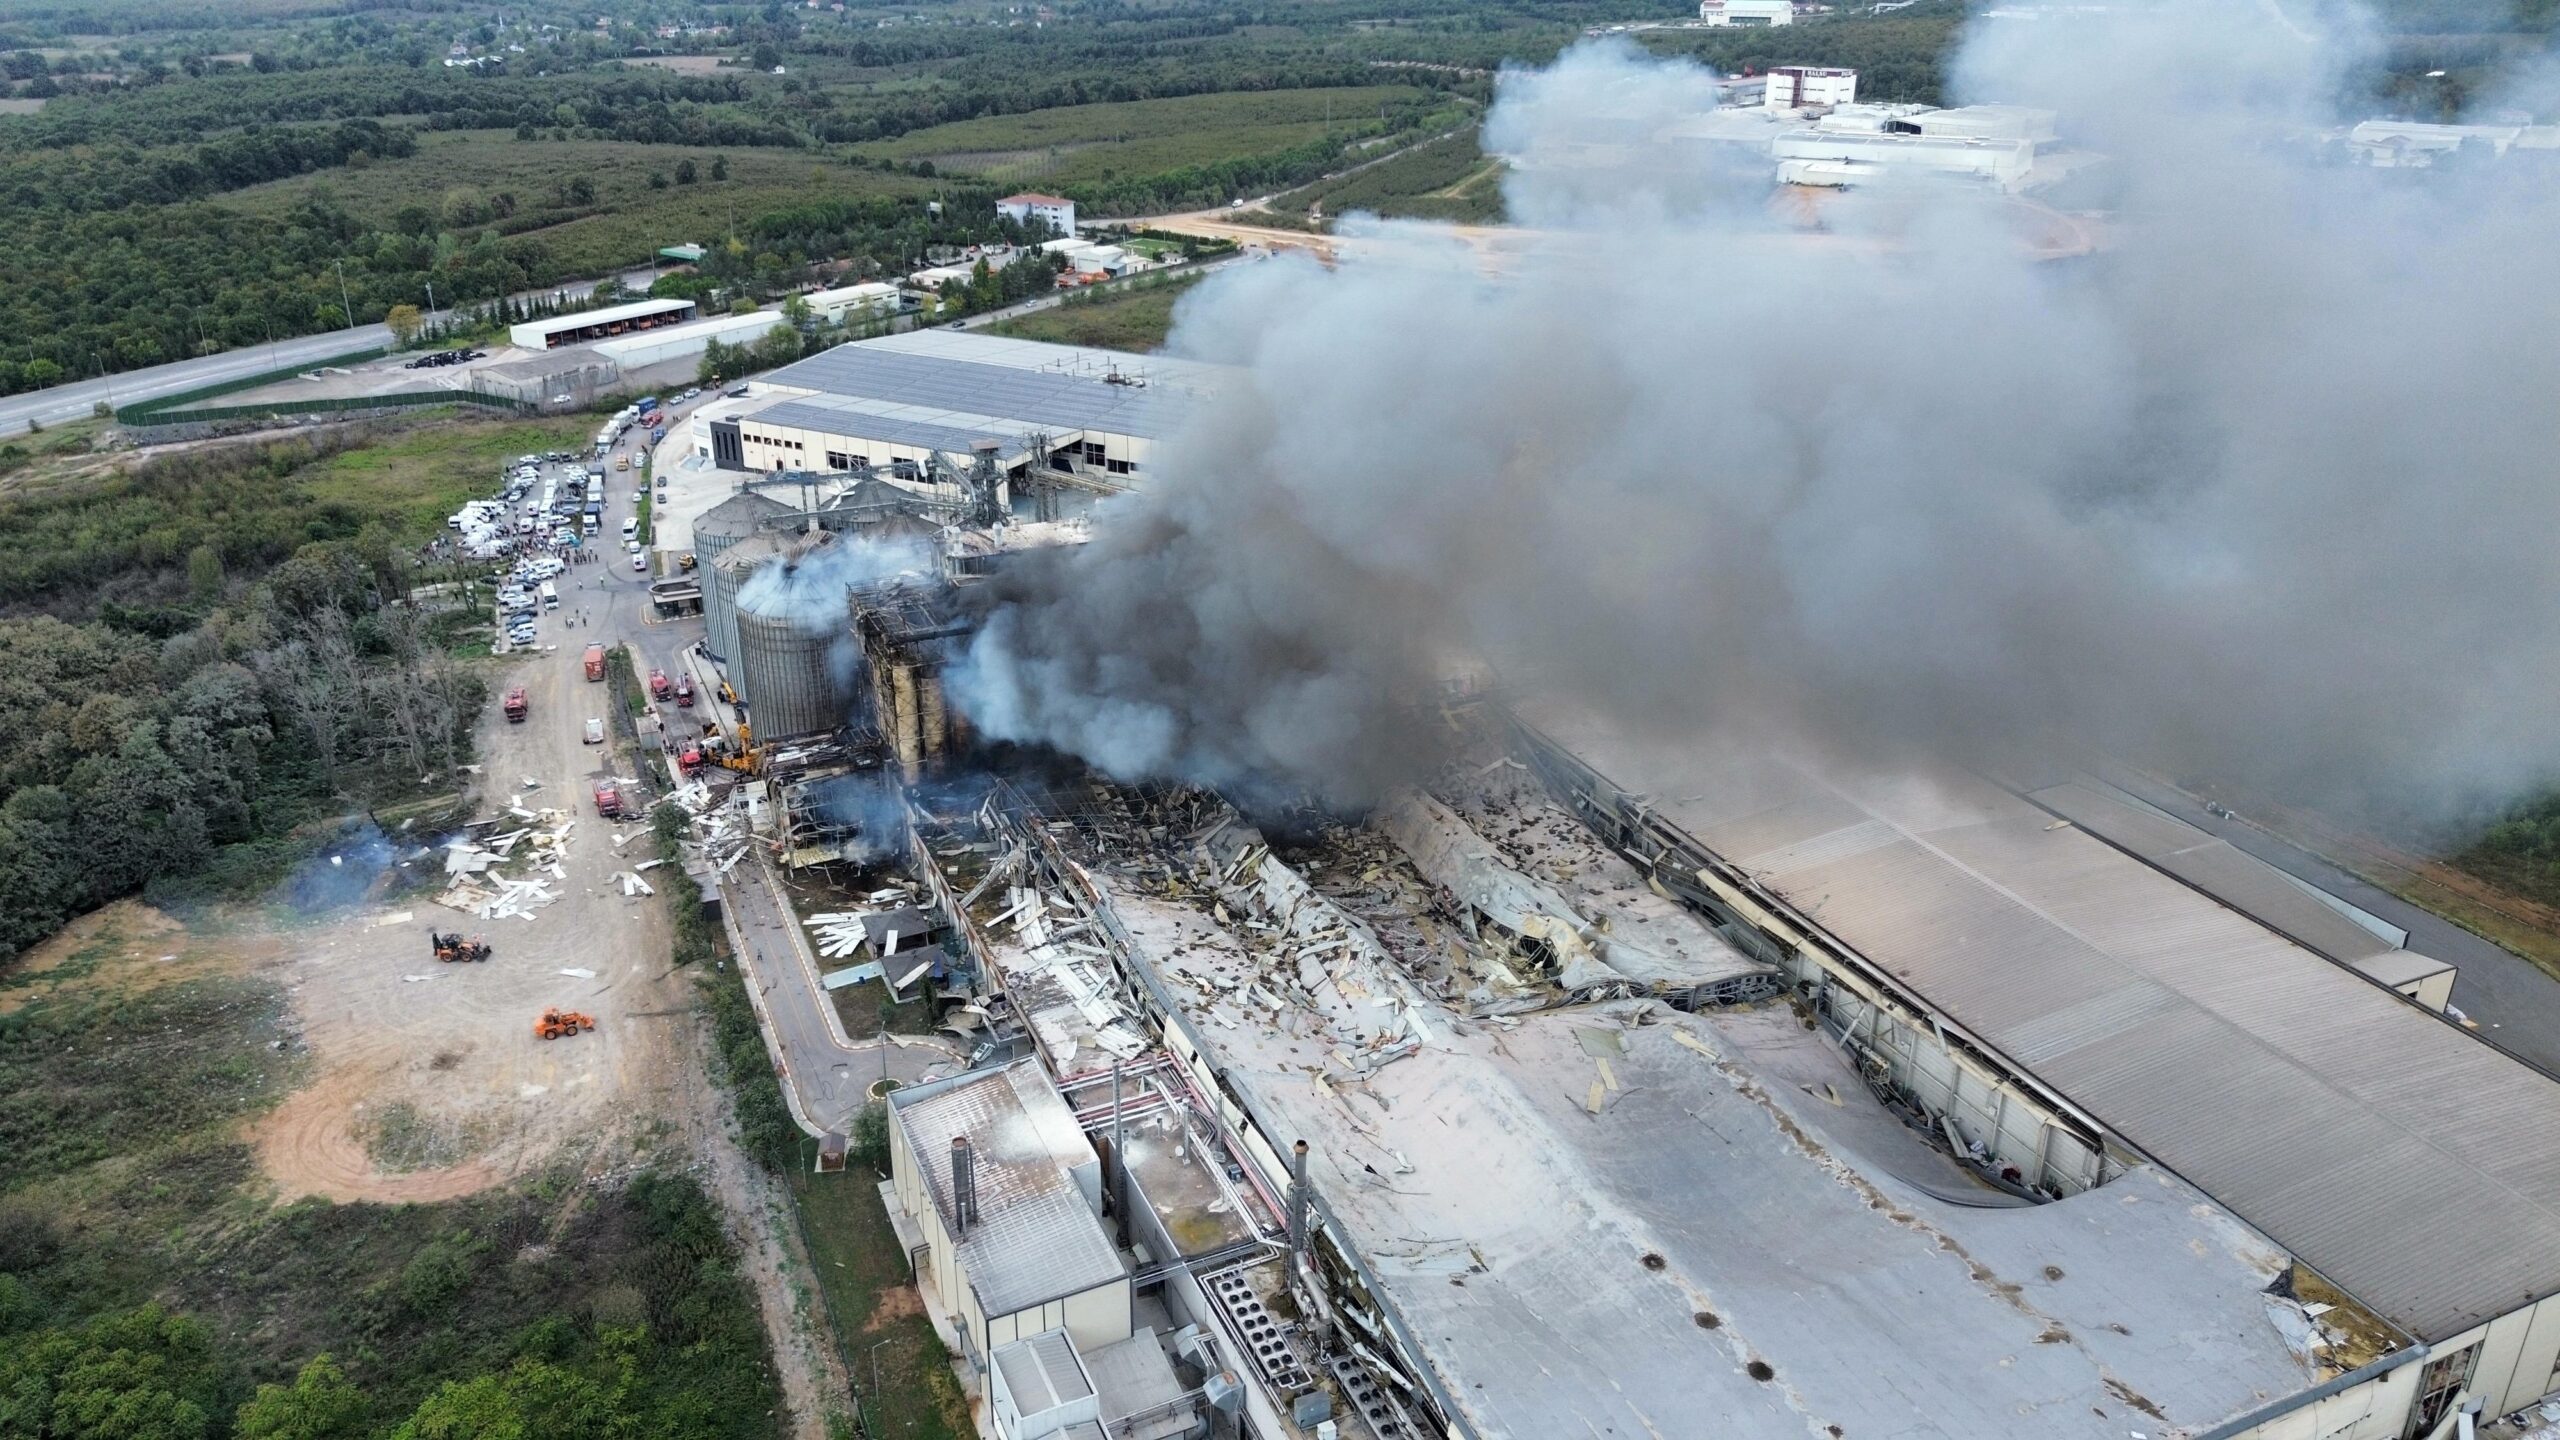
[[539, 580, 559, 610]]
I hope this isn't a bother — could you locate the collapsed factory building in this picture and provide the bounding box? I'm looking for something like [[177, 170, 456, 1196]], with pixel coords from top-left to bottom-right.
[[663, 335, 2560, 1440]]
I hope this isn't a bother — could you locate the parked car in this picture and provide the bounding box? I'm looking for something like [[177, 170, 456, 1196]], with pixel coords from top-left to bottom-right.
[[583, 717, 605, 744], [630, 553, 647, 572]]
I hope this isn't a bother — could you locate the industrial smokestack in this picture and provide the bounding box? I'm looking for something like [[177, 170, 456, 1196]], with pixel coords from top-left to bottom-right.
[[950, 1135, 977, 1238]]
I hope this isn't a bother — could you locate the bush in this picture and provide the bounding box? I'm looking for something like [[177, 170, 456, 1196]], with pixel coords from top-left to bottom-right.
[[397, 1231, 488, 1316]]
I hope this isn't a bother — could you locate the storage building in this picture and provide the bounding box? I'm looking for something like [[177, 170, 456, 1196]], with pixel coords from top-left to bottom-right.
[[803, 282, 903, 325], [593, 309, 787, 372], [1699, 0, 1793, 24], [885, 1060, 1132, 1366], [726, 330, 1225, 484], [1507, 700, 2560, 1440], [1764, 65, 1856, 110], [509, 297, 697, 350]]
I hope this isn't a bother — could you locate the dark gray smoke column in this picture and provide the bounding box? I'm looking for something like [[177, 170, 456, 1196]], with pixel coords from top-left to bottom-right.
[[951, 2, 2560, 818]]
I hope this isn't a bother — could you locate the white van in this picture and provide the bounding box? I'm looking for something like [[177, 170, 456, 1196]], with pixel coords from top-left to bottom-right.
[[539, 580, 558, 610], [620, 517, 638, 539]]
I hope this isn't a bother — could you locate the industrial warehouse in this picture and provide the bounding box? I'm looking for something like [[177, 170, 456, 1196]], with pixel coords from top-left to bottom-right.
[[626, 331, 2560, 1440], [692, 330, 1220, 487]]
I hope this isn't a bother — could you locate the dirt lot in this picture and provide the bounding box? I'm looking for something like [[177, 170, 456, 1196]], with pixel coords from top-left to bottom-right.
[[248, 633, 692, 1204]]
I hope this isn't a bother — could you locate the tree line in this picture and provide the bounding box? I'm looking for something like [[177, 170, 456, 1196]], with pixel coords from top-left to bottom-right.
[[2, 66, 783, 152], [0, 118, 413, 215], [0, 430, 489, 961]]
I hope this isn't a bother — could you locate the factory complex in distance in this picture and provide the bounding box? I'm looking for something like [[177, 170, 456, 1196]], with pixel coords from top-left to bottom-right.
[[641, 331, 2560, 1440]]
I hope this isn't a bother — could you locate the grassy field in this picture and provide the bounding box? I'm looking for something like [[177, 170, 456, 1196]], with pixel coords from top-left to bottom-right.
[[850, 86, 1427, 189], [217, 131, 938, 278], [1267, 129, 1505, 225], [0, 902, 784, 1433], [793, 1170, 971, 1440], [985, 272, 1204, 351], [294, 413, 598, 537]]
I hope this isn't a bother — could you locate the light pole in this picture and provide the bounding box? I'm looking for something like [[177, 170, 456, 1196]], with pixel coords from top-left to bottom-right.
[[867, 1337, 893, 1435], [333, 258, 355, 330]]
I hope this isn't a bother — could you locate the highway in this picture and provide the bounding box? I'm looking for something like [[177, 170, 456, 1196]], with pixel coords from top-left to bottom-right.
[[0, 321, 396, 434], [2101, 765, 2560, 1074], [0, 264, 664, 436]]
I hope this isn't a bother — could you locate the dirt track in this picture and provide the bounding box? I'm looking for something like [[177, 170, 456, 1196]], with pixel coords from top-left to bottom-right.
[[249, 627, 694, 1203]]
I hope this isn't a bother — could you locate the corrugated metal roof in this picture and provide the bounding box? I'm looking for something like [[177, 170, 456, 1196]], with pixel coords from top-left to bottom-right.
[[762, 336, 1199, 440], [1519, 706, 2560, 1342], [891, 1060, 1125, 1316], [744, 396, 1034, 463], [2024, 781, 2404, 963], [993, 1328, 1092, 1415]]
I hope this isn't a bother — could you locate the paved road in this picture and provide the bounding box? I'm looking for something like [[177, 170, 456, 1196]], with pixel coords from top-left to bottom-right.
[[2101, 765, 2560, 1074], [0, 322, 398, 434], [573, 395, 957, 1136], [0, 264, 664, 436], [722, 857, 950, 1137]]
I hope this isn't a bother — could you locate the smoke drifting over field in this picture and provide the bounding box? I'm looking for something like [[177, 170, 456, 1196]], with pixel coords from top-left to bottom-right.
[[951, 1, 2560, 819]]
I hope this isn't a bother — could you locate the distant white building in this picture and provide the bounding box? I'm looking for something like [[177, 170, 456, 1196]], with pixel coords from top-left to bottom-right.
[[1773, 127, 2037, 190], [996, 192, 1077, 237], [2344, 119, 2560, 167], [1699, 0, 1794, 25], [1764, 65, 1856, 110], [1770, 101, 2054, 191], [801, 281, 902, 324]]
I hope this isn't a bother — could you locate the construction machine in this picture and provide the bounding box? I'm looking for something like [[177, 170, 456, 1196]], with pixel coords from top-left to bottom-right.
[[533, 1007, 595, 1040], [432, 932, 492, 964]]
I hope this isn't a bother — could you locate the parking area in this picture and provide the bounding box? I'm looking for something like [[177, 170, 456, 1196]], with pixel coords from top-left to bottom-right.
[[458, 452, 624, 654], [645, 386, 759, 560]]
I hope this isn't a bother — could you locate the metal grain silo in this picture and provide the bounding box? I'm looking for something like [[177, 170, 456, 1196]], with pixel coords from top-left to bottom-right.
[[696, 492, 794, 663], [733, 545, 851, 740], [706, 530, 782, 665]]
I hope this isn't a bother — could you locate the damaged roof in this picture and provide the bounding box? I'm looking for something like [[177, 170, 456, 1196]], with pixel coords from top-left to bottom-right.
[[1516, 703, 2560, 1344], [1103, 872, 2332, 1439]]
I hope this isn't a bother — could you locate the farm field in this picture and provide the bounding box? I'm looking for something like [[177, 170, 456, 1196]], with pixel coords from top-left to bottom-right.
[[216, 131, 936, 277], [850, 85, 1430, 189], [1267, 128, 1505, 225], [986, 272, 1204, 351]]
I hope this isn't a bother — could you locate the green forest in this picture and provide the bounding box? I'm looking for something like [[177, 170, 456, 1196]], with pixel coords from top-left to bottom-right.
[[0, 418, 593, 960]]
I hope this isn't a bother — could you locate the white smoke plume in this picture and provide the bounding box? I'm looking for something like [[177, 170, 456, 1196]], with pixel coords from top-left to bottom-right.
[[735, 528, 940, 707], [951, 1, 2560, 824], [734, 529, 940, 628]]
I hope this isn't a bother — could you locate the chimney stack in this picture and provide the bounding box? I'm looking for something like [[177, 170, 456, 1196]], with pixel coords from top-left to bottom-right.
[[951, 1135, 978, 1238]]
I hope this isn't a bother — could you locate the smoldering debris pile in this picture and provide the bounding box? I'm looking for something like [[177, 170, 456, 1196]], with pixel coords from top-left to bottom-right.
[[435, 808, 575, 920]]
